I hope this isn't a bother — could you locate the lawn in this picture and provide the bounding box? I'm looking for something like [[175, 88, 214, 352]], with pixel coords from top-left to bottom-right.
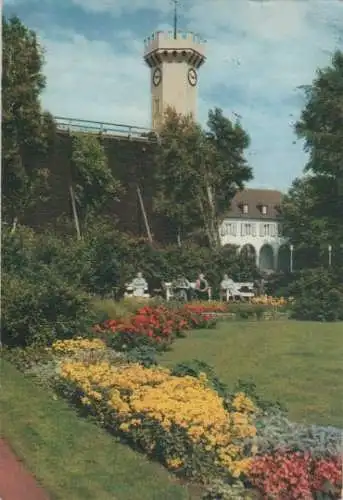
[[1, 360, 192, 500], [160, 320, 343, 428]]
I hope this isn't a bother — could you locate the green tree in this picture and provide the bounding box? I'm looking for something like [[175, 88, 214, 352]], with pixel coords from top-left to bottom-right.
[[282, 51, 343, 268], [153, 107, 252, 248], [153, 109, 204, 246], [70, 133, 123, 238], [2, 16, 56, 230]]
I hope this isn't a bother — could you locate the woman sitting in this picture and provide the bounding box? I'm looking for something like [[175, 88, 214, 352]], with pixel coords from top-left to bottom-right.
[[194, 273, 210, 300]]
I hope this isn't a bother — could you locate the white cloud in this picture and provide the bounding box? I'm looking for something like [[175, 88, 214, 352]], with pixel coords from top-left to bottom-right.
[[70, 0, 171, 16], [39, 30, 151, 127]]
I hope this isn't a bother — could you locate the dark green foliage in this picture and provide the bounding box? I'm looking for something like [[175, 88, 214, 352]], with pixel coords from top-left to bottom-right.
[[226, 379, 287, 416], [282, 51, 343, 268], [1, 222, 258, 347], [1, 269, 94, 347], [126, 346, 158, 367], [2, 345, 54, 372], [171, 361, 286, 416], [171, 359, 228, 398], [288, 268, 343, 321], [2, 223, 258, 300], [153, 107, 252, 248], [228, 303, 267, 320], [2, 15, 56, 227], [70, 133, 123, 227], [202, 480, 249, 499]]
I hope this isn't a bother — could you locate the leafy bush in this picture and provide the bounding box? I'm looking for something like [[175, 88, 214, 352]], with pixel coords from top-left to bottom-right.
[[288, 268, 343, 321], [2, 345, 54, 372], [125, 345, 158, 367], [253, 413, 342, 458], [171, 359, 229, 398], [171, 363, 286, 416], [1, 225, 36, 276], [202, 479, 251, 499], [2, 224, 259, 299], [226, 380, 287, 416], [1, 269, 95, 347]]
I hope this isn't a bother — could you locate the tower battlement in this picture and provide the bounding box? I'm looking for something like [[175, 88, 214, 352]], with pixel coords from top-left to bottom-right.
[[144, 31, 206, 68]]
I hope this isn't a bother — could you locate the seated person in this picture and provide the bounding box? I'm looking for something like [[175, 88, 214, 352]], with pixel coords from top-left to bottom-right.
[[130, 271, 149, 297], [172, 274, 191, 301], [194, 273, 209, 299], [220, 274, 241, 301]]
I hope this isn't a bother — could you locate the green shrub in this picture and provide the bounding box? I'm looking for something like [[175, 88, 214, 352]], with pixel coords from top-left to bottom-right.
[[171, 359, 228, 398], [202, 479, 251, 499], [288, 268, 343, 321], [2, 223, 259, 300], [126, 346, 158, 367], [253, 413, 342, 458], [226, 379, 287, 416], [1, 269, 95, 347], [2, 345, 54, 372], [1, 225, 36, 276]]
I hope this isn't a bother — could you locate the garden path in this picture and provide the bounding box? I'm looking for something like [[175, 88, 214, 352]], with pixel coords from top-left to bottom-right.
[[0, 438, 50, 500]]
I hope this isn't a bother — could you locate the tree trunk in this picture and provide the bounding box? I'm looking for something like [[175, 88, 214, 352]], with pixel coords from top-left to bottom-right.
[[136, 184, 153, 244], [69, 183, 81, 240], [197, 196, 215, 249], [10, 217, 18, 234], [205, 182, 220, 248], [177, 228, 182, 247]]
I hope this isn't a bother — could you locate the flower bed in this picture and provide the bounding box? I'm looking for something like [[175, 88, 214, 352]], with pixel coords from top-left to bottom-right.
[[251, 295, 289, 307], [94, 304, 218, 350], [57, 352, 257, 481], [13, 337, 340, 498], [249, 452, 342, 499]]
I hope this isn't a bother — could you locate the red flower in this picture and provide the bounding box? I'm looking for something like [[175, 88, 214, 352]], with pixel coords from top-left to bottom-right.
[[249, 452, 342, 500]]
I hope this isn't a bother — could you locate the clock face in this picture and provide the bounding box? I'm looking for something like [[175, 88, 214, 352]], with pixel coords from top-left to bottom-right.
[[188, 68, 197, 86], [153, 68, 162, 86]]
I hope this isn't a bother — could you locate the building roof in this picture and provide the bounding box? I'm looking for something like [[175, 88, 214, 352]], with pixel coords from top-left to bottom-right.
[[225, 188, 283, 220]]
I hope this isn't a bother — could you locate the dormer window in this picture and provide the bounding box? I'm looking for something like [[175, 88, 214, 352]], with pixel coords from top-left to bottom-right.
[[261, 205, 267, 215], [242, 203, 248, 214]]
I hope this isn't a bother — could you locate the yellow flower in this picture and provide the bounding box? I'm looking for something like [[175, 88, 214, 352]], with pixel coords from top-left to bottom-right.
[[232, 393, 256, 413], [166, 457, 184, 470], [59, 359, 257, 479]]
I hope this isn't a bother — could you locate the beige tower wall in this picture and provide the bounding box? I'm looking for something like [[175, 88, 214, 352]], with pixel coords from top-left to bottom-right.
[[144, 31, 206, 130], [150, 61, 197, 126]]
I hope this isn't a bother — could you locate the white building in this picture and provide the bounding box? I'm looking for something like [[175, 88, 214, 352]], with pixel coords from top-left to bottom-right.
[[219, 189, 290, 272]]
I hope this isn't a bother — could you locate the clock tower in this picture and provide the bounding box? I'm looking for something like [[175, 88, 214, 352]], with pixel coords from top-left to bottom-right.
[[143, 27, 206, 130]]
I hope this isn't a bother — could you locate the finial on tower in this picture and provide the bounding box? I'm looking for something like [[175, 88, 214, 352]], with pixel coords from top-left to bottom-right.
[[172, 0, 179, 39]]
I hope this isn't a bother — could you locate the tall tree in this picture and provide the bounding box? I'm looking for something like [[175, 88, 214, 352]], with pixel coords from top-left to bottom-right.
[[70, 133, 123, 238], [153, 109, 204, 246], [2, 16, 56, 230], [153, 107, 252, 248], [282, 51, 343, 267]]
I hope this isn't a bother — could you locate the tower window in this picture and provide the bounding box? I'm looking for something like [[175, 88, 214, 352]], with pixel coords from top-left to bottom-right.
[[153, 97, 160, 116], [261, 205, 267, 215], [242, 204, 248, 214]]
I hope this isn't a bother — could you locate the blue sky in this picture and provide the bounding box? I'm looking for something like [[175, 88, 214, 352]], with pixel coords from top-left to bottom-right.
[[4, 0, 343, 191]]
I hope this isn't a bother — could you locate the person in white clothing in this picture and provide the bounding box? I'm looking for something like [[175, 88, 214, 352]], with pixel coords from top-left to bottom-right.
[[220, 274, 240, 301], [131, 272, 149, 297]]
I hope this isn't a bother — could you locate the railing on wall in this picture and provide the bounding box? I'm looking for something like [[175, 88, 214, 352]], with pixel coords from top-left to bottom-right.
[[54, 116, 158, 141]]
